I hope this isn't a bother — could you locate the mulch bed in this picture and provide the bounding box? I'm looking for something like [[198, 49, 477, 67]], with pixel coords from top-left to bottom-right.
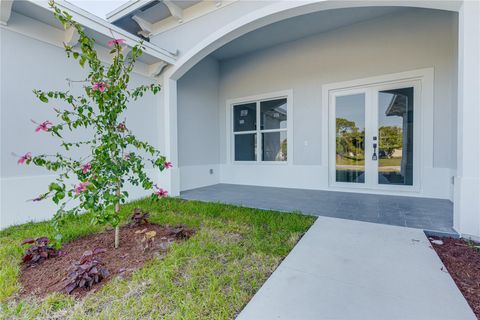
[[20, 223, 194, 298], [431, 237, 480, 318]]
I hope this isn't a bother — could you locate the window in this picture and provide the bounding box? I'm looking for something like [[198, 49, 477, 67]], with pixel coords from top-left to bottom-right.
[[232, 97, 288, 162]]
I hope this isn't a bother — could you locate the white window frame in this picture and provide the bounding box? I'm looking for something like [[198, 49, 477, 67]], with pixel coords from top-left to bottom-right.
[[226, 90, 293, 165]]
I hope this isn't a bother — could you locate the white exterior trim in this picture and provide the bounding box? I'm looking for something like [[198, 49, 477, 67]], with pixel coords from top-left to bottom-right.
[[163, 0, 184, 23], [454, 0, 480, 239], [63, 26, 79, 46], [0, 0, 13, 26], [161, 73, 180, 196], [132, 14, 154, 38]]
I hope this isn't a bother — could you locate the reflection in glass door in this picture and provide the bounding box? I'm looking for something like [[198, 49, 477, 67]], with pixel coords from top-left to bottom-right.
[[377, 88, 414, 185], [330, 83, 417, 189], [335, 94, 366, 183]]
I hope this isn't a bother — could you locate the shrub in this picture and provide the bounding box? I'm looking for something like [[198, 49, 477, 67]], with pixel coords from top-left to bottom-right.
[[21, 237, 58, 265], [169, 225, 195, 239], [64, 248, 109, 294], [130, 208, 150, 226]]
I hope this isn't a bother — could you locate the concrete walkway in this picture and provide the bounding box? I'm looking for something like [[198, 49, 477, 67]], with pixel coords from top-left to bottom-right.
[[237, 217, 475, 320]]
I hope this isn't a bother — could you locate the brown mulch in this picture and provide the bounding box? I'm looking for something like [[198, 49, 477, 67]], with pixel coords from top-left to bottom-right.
[[431, 237, 480, 318], [20, 224, 194, 298]]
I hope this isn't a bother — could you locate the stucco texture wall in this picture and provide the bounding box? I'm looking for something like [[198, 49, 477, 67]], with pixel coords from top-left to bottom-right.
[[177, 56, 220, 167], [176, 57, 221, 190]]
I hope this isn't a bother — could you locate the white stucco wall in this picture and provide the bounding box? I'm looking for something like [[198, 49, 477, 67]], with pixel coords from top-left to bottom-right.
[[177, 56, 221, 190], [0, 27, 163, 228], [176, 8, 458, 199]]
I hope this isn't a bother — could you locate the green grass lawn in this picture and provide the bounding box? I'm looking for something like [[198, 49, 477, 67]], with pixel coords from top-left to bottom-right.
[[336, 156, 401, 167], [0, 198, 315, 319]]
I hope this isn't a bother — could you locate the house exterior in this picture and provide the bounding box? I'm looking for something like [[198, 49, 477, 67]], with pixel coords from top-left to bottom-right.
[[1, 1, 479, 239]]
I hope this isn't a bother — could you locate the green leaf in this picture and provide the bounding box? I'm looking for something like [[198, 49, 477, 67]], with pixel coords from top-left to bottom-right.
[[49, 183, 62, 192], [39, 94, 49, 103], [56, 191, 65, 200]]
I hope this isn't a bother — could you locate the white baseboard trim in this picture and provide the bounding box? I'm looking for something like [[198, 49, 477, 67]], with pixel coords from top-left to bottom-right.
[[219, 164, 452, 200], [179, 164, 220, 191], [461, 233, 480, 242]]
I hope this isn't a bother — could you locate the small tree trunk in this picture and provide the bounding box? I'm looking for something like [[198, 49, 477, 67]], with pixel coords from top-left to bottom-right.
[[114, 184, 121, 249], [114, 223, 120, 249]]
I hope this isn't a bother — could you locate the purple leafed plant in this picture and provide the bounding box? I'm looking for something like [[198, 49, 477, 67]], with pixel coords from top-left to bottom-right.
[[21, 237, 58, 265], [130, 208, 150, 226], [64, 248, 109, 294], [169, 225, 195, 240]]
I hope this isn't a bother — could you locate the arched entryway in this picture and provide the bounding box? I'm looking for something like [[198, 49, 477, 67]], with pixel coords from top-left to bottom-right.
[[161, 1, 479, 239]]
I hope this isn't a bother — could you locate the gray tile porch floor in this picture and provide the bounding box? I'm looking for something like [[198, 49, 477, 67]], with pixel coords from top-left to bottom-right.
[[180, 184, 456, 236]]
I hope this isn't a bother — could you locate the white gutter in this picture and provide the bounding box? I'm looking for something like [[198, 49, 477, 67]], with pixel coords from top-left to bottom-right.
[[29, 0, 176, 64]]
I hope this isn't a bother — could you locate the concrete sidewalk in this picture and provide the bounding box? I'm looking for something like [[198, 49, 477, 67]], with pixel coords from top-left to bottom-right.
[[237, 217, 475, 320]]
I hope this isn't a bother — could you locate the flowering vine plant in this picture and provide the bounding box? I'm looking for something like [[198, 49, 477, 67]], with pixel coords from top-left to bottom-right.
[[17, 1, 170, 248]]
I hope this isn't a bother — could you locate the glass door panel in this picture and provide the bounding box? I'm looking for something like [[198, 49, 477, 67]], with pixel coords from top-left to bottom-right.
[[377, 87, 414, 185], [335, 94, 366, 183]]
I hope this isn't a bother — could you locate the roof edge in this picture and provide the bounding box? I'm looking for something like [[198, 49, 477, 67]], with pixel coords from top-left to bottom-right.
[[29, 0, 176, 64]]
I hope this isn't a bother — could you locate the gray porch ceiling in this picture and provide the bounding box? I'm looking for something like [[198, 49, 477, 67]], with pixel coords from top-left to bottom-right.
[[211, 6, 411, 61]]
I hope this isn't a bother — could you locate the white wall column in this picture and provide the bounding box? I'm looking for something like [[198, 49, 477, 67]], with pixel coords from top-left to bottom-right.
[[454, 0, 480, 238], [162, 73, 180, 196]]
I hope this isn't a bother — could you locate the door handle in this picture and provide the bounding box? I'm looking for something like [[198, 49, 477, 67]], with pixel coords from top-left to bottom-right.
[[372, 142, 378, 161]]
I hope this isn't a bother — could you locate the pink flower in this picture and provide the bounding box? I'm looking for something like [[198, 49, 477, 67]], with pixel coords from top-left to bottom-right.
[[74, 181, 90, 195], [81, 162, 91, 174], [32, 120, 52, 132], [123, 152, 131, 160], [92, 82, 109, 92], [164, 161, 173, 169], [107, 38, 126, 47], [154, 185, 168, 198], [18, 152, 32, 164]]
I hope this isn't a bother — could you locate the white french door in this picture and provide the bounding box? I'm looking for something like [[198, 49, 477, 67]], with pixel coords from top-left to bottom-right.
[[328, 80, 421, 191]]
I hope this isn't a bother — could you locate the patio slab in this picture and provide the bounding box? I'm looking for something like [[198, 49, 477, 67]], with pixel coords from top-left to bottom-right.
[[236, 217, 475, 320], [181, 184, 456, 236]]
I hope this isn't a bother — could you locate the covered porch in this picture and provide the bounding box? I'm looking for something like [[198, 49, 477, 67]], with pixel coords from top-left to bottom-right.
[[164, 1, 480, 239], [181, 184, 455, 236]]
